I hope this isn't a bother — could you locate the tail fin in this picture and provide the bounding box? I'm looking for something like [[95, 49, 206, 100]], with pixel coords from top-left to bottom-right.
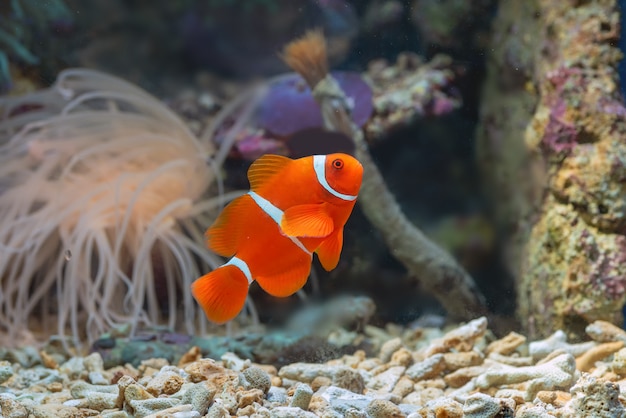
[[191, 265, 249, 324]]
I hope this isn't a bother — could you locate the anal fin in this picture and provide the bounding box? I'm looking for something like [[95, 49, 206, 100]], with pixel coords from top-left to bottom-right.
[[255, 253, 312, 297]]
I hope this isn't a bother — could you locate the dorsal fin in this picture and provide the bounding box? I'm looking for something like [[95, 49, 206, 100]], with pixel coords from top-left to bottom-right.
[[205, 194, 250, 257], [247, 154, 292, 191]]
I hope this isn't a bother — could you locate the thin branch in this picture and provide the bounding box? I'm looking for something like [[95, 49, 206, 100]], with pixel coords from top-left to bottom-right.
[[282, 31, 487, 320]]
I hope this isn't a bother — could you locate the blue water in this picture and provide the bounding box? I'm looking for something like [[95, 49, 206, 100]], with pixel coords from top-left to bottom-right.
[[618, 0, 626, 97]]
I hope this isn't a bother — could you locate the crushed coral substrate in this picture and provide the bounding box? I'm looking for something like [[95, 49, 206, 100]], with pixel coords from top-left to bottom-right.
[[1, 316, 626, 417]]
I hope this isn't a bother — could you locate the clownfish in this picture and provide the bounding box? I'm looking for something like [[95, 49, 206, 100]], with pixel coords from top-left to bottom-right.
[[191, 153, 363, 323]]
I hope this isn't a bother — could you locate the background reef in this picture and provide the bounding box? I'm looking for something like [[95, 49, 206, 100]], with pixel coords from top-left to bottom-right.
[[477, 0, 626, 340], [3, 0, 626, 346]]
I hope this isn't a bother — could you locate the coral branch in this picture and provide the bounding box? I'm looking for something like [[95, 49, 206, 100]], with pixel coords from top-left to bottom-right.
[[282, 31, 487, 320]]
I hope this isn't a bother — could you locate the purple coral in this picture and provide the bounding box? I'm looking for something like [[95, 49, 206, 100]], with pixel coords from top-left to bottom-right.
[[541, 100, 578, 154], [257, 71, 373, 136]]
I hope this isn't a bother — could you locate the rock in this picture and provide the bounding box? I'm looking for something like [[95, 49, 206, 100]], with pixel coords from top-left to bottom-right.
[[64, 392, 118, 411], [367, 365, 405, 394], [127, 398, 181, 418], [181, 382, 215, 415], [611, 347, 626, 376], [184, 359, 227, 383], [0, 394, 28, 418], [267, 386, 289, 404], [485, 332, 526, 356], [242, 366, 272, 394], [70, 381, 118, 397], [289, 383, 314, 410], [586, 320, 626, 344], [269, 406, 318, 418], [405, 354, 445, 381], [318, 385, 374, 414], [331, 367, 365, 394], [423, 317, 488, 356], [366, 399, 404, 418], [237, 388, 264, 409], [575, 340, 624, 372], [379, 338, 403, 363], [569, 374, 625, 417], [462, 393, 503, 418], [0, 361, 14, 384], [145, 369, 185, 396], [529, 330, 596, 360], [475, 352, 577, 401], [83, 352, 105, 373]]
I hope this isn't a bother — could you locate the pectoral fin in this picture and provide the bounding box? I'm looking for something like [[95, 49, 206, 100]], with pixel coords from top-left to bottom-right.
[[316, 228, 343, 271], [280, 204, 334, 238]]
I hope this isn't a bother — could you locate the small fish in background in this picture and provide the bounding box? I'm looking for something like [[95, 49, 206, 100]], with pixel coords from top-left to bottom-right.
[[192, 153, 363, 323]]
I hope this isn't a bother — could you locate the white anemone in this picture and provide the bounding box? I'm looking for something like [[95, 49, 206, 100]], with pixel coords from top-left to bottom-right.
[[0, 69, 249, 348]]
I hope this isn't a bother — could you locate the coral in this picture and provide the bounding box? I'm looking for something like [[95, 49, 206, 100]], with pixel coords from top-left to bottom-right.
[[364, 52, 462, 143], [214, 50, 461, 163], [257, 72, 373, 137], [476, 0, 626, 338], [0, 69, 234, 348], [181, 0, 357, 77], [210, 46, 462, 168]]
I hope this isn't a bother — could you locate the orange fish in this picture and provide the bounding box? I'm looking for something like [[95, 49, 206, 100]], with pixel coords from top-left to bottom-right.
[[191, 153, 363, 323]]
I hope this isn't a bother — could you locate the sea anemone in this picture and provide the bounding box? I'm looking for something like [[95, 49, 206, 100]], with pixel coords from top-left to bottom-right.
[[256, 71, 373, 137], [0, 69, 238, 349]]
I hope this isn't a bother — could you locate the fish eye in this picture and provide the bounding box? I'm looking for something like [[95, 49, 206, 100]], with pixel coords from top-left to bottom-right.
[[332, 158, 344, 169]]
